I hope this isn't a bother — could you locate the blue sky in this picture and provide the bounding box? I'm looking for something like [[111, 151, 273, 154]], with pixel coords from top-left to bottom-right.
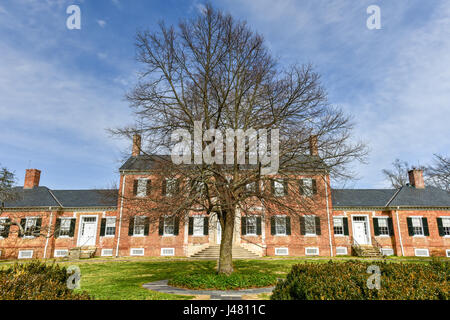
[[0, 0, 449, 190]]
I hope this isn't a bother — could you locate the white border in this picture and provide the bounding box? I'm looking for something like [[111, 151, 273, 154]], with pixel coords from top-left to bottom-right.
[[275, 247, 289, 256], [336, 247, 348, 255], [305, 247, 319, 256], [414, 248, 429, 257], [130, 248, 145, 256], [101, 249, 114, 257], [77, 214, 99, 246], [350, 213, 372, 245], [54, 249, 69, 257], [18, 250, 34, 259]]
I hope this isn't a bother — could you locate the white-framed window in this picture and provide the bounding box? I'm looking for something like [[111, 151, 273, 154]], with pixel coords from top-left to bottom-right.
[[161, 248, 175, 256], [193, 216, 204, 236], [411, 217, 424, 236], [275, 216, 287, 235], [164, 216, 175, 236], [305, 247, 319, 256], [246, 182, 258, 193], [446, 249, 450, 258], [18, 250, 34, 259], [54, 249, 68, 258], [101, 249, 114, 257], [302, 178, 314, 197], [130, 248, 145, 256], [165, 178, 178, 196], [136, 178, 148, 198], [336, 247, 348, 255], [24, 217, 38, 237], [333, 217, 344, 235], [105, 217, 116, 236], [305, 215, 316, 235], [441, 217, 450, 236], [275, 248, 289, 256], [0, 218, 7, 238], [377, 217, 390, 236], [381, 248, 394, 256], [246, 216, 257, 235], [414, 248, 429, 257], [133, 216, 146, 236], [273, 179, 285, 197], [59, 218, 72, 237]]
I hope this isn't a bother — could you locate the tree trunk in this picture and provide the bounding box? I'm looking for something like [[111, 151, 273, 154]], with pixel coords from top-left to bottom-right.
[[217, 209, 235, 275]]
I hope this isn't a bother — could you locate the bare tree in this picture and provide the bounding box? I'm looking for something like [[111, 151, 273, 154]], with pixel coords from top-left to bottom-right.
[[0, 165, 24, 237], [426, 154, 450, 192], [111, 5, 367, 274], [382, 159, 412, 189]]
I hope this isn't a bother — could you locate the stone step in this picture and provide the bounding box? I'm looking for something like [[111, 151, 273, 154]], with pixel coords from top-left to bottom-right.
[[191, 245, 260, 259]]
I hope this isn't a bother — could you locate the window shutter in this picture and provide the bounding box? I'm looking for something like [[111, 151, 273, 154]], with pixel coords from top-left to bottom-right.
[[256, 217, 262, 235], [283, 180, 288, 196], [299, 179, 304, 195], [299, 216, 306, 235], [315, 216, 321, 235], [255, 181, 260, 194], [146, 180, 152, 196], [162, 180, 166, 196], [18, 218, 26, 237], [373, 218, 380, 236], [188, 217, 194, 235], [406, 218, 414, 236], [437, 218, 444, 237], [174, 217, 180, 235], [54, 218, 61, 238], [128, 217, 135, 236], [175, 179, 180, 193], [286, 216, 291, 235], [69, 218, 76, 237], [343, 217, 349, 235], [158, 217, 164, 235], [34, 218, 42, 236], [270, 216, 275, 235], [312, 179, 317, 195], [388, 218, 394, 236], [203, 217, 209, 235], [100, 218, 106, 236], [133, 180, 138, 196], [241, 217, 247, 235], [1, 219, 10, 238], [422, 217, 429, 236], [144, 217, 150, 236], [270, 180, 275, 195]]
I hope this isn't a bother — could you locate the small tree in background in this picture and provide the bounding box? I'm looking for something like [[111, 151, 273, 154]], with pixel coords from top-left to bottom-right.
[[426, 154, 450, 192]]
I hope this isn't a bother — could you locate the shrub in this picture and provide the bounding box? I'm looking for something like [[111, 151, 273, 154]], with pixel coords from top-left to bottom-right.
[[271, 260, 449, 300], [0, 261, 91, 300], [169, 272, 278, 290]]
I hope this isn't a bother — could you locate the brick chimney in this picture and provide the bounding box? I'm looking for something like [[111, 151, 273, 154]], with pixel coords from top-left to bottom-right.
[[309, 135, 318, 156], [24, 169, 41, 189], [408, 169, 425, 189], [132, 134, 141, 157]]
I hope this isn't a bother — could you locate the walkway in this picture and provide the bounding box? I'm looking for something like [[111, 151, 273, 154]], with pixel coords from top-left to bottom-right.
[[143, 280, 274, 300]]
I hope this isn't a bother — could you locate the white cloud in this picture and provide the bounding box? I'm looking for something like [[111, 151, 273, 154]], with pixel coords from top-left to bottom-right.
[[97, 19, 107, 28]]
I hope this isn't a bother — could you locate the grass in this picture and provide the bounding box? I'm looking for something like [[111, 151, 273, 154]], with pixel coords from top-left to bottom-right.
[[0, 256, 445, 300]]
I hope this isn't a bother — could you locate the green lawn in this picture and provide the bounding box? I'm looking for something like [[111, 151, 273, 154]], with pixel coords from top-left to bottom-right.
[[1, 256, 444, 300]]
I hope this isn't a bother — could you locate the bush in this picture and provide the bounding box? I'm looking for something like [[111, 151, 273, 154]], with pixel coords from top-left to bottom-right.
[[0, 261, 91, 300], [271, 260, 449, 300], [169, 272, 278, 290]]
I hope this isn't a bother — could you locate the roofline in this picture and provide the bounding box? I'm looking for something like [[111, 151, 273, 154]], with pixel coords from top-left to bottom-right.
[[333, 206, 450, 211]]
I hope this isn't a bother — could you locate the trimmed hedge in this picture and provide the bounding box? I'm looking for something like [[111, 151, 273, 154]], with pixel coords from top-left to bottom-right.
[[169, 272, 278, 290], [271, 260, 449, 300], [0, 261, 91, 300]]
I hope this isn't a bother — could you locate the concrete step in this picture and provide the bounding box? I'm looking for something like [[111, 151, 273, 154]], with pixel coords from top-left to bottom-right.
[[191, 245, 260, 259]]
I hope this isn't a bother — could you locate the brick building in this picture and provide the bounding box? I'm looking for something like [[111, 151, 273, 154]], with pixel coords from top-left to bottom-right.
[[1, 137, 449, 260]]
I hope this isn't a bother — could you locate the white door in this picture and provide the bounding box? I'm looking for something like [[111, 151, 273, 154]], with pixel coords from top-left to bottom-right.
[[217, 221, 222, 244], [77, 217, 98, 247], [353, 219, 369, 245]]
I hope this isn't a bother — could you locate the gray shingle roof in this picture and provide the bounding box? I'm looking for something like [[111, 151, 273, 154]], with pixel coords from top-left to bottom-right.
[[51, 190, 118, 208], [388, 186, 450, 207], [332, 186, 450, 208], [3, 187, 117, 209], [331, 189, 396, 207], [120, 154, 327, 171], [3, 187, 60, 208]]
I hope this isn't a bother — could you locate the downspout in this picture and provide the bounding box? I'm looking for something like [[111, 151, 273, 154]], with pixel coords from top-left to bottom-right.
[[115, 174, 126, 258], [395, 207, 404, 256], [43, 207, 53, 259], [324, 176, 333, 257]]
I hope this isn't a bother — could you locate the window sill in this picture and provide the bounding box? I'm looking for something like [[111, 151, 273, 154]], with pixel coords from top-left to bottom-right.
[[57, 236, 72, 239], [132, 235, 146, 238], [412, 235, 426, 238], [191, 235, 207, 237], [162, 235, 176, 237], [334, 234, 347, 237], [305, 234, 317, 237], [102, 235, 115, 238], [274, 234, 288, 237], [244, 234, 258, 237], [376, 235, 391, 238]]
